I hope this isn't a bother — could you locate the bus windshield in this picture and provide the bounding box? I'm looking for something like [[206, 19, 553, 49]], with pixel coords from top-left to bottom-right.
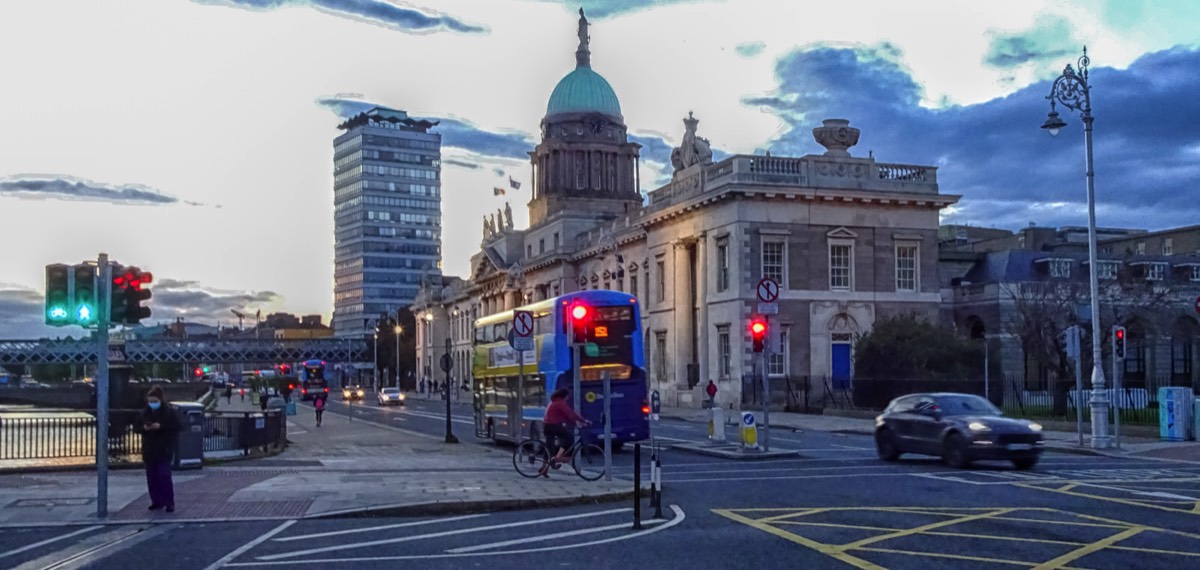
[[580, 305, 635, 381]]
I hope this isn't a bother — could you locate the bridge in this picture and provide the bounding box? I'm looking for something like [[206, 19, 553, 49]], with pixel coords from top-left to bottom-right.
[[0, 338, 370, 366]]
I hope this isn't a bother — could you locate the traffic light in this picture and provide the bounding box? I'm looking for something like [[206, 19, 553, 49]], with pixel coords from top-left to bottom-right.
[[1113, 326, 1127, 360], [750, 318, 767, 353], [569, 302, 591, 342], [110, 266, 129, 324], [71, 264, 98, 327], [45, 264, 71, 326], [124, 267, 153, 325]]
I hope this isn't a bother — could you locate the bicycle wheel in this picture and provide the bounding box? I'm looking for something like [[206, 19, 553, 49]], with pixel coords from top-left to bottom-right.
[[572, 442, 606, 481], [514, 439, 550, 478]]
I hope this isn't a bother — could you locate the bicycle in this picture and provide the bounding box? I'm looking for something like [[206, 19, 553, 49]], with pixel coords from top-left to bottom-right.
[[513, 427, 606, 481]]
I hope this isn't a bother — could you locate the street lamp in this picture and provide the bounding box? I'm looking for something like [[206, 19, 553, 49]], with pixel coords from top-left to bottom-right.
[[1041, 47, 1109, 449]]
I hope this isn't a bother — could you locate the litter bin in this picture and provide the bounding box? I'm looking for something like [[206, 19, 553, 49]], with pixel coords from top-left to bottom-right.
[[173, 401, 205, 470], [1157, 387, 1194, 442]]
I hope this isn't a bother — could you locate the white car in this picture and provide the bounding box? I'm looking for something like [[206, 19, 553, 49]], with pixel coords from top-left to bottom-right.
[[377, 387, 406, 406]]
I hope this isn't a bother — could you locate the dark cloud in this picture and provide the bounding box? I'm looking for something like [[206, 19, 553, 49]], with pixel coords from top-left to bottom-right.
[[315, 95, 376, 118], [193, 0, 484, 34], [735, 41, 765, 58], [0, 280, 283, 339], [542, 0, 712, 18], [984, 15, 1077, 68], [492, 167, 507, 177], [0, 176, 184, 206], [744, 44, 1200, 232], [443, 159, 482, 170]]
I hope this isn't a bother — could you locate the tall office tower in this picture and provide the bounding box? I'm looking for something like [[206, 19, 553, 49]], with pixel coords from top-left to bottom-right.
[[332, 107, 442, 339]]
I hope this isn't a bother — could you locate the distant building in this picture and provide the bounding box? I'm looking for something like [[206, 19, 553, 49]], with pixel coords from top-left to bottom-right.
[[331, 107, 443, 339], [412, 11, 957, 408]]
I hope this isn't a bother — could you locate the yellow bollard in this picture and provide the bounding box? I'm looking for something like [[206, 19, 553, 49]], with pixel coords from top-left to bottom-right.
[[740, 412, 758, 450]]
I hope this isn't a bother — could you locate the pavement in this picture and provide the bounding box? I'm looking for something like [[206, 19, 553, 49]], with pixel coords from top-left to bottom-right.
[[660, 403, 1200, 462], [0, 396, 636, 528]]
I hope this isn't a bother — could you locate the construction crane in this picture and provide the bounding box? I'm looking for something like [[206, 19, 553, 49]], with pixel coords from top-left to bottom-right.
[[230, 309, 245, 331]]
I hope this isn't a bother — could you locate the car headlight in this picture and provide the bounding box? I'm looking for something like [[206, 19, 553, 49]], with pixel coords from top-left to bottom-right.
[[398, 394, 405, 400], [1027, 422, 1043, 432], [357, 390, 364, 396], [968, 421, 992, 432], [381, 395, 388, 400]]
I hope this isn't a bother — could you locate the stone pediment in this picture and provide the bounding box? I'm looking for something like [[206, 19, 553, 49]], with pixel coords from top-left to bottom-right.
[[826, 227, 858, 239]]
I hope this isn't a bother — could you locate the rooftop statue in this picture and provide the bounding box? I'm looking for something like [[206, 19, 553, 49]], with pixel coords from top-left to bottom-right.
[[671, 111, 713, 174]]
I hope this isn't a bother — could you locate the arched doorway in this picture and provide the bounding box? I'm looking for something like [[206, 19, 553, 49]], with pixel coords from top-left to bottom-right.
[[828, 312, 860, 390], [1171, 317, 1198, 388]]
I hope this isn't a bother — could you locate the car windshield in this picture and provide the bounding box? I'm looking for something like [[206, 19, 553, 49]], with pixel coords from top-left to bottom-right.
[[935, 395, 1001, 416], [382, 388, 400, 395]]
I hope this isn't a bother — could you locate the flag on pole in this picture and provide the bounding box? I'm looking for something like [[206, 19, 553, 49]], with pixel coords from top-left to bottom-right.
[[493, 187, 506, 196], [509, 177, 521, 190]]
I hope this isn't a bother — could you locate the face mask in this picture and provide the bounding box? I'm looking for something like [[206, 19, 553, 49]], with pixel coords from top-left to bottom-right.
[[148, 402, 161, 410]]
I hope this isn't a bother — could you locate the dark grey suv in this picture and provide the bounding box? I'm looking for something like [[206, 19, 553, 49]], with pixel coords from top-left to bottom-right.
[[875, 393, 1045, 470]]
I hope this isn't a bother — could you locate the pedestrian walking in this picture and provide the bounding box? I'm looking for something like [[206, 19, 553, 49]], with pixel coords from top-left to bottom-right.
[[259, 388, 269, 412], [224, 385, 233, 404], [705, 379, 718, 406], [139, 386, 180, 513], [314, 394, 326, 427], [239, 387, 245, 402]]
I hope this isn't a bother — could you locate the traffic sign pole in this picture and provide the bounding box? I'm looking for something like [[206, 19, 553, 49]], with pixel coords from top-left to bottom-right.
[[442, 337, 458, 444], [755, 277, 779, 453], [95, 253, 111, 518]]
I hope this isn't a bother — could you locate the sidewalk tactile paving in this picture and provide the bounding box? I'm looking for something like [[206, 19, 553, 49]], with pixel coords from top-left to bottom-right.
[[112, 471, 313, 521]]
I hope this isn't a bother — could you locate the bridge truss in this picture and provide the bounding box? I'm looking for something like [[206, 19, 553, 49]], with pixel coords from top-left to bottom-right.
[[0, 338, 370, 366]]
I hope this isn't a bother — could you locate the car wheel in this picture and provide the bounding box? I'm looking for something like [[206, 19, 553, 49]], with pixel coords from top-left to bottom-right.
[[875, 429, 901, 461], [1012, 457, 1038, 471], [942, 433, 971, 469]]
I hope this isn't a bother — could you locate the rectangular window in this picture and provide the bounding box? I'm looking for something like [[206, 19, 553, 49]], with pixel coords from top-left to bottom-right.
[[1098, 262, 1118, 280], [630, 274, 638, 301], [1163, 238, 1174, 256], [553, 233, 560, 249], [716, 240, 730, 292], [717, 326, 731, 379], [1147, 263, 1166, 281], [539, 239, 545, 254], [655, 332, 668, 382], [1136, 242, 1146, 255], [1049, 260, 1072, 279], [768, 326, 789, 376], [656, 259, 666, 302], [1192, 266, 1200, 282], [895, 244, 918, 291], [829, 244, 852, 290], [762, 241, 785, 285], [527, 245, 532, 258]]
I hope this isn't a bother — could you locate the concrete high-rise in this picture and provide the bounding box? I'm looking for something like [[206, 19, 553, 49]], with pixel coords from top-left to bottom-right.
[[331, 107, 442, 338]]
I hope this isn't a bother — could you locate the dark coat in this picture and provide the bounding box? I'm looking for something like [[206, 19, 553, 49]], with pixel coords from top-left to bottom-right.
[[138, 405, 181, 463]]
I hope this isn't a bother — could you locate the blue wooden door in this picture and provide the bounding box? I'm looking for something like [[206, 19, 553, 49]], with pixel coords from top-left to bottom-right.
[[831, 344, 852, 389]]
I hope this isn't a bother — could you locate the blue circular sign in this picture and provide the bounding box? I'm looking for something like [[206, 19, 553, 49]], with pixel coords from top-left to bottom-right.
[[743, 414, 754, 426]]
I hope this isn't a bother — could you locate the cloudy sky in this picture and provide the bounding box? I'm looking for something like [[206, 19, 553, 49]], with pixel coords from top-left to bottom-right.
[[2, 0, 1199, 338]]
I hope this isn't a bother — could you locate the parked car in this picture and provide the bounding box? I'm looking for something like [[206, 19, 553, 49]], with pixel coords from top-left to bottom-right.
[[376, 387, 405, 406], [874, 392, 1044, 470], [342, 385, 365, 401]]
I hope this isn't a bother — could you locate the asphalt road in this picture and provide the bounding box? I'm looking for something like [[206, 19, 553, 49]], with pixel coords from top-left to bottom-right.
[[9, 397, 1200, 569]]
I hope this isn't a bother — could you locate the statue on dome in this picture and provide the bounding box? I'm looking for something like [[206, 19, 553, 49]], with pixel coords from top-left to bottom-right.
[[671, 111, 713, 175], [577, 8, 589, 50]]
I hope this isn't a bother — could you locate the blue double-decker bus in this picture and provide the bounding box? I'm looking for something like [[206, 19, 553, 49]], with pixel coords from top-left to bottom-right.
[[298, 360, 328, 401], [471, 290, 648, 449]]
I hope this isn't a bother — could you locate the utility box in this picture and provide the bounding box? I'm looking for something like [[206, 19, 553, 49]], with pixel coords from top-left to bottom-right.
[[173, 401, 205, 470], [1157, 387, 1194, 442]]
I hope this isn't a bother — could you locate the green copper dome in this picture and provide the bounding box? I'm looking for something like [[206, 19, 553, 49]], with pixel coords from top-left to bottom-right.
[[545, 67, 622, 119]]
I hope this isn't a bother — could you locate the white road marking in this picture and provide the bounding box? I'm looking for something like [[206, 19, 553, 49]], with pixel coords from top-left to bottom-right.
[[662, 464, 910, 477], [0, 526, 101, 561], [275, 514, 488, 542], [256, 507, 632, 561], [38, 525, 168, 570], [226, 505, 686, 566], [203, 520, 296, 570], [1130, 490, 1200, 501], [447, 518, 666, 553], [832, 444, 874, 450], [669, 472, 942, 483]]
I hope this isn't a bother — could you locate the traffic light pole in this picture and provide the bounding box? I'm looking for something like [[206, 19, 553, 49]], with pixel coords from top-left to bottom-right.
[[95, 253, 111, 518], [761, 341, 770, 453]]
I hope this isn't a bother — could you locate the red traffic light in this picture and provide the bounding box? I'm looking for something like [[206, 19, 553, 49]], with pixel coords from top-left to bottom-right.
[[571, 304, 589, 320], [194, 367, 203, 377], [751, 321, 766, 335], [1115, 329, 1125, 340]]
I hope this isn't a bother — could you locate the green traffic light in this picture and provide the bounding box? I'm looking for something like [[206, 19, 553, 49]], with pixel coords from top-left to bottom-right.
[[203, 366, 210, 373], [77, 305, 93, 322], [49, 306, 68, 320]]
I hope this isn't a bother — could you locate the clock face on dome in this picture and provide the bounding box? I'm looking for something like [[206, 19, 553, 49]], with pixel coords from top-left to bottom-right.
[[588, 115, 605, 134]]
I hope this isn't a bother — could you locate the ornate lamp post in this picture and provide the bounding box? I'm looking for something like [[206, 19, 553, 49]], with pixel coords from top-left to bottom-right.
[[394, 324, 403, 389], [1040, 47, 1109, 449]]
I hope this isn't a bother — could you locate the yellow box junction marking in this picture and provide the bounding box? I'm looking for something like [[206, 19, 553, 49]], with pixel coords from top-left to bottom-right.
[[1016, 479, 1200, 516], [714, 506, 1200, 568]]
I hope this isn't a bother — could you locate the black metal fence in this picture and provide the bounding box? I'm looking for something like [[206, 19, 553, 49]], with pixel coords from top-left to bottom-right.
[[781, 375, 1174, 426], [0, 408, 286, 466]]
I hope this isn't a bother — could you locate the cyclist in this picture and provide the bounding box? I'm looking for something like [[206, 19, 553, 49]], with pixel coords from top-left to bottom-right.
[[539, 388, 591, 477]]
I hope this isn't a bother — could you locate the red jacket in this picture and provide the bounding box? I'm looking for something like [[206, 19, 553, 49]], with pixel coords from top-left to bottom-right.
[[544, 397, 585, 426]]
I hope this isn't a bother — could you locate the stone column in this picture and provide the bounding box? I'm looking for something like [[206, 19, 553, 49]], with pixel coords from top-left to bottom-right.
[[696, 232, 709, 388], [673, 239, 693, 389]]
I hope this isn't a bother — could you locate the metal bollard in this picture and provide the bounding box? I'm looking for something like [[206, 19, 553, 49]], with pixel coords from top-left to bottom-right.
[[648, 450, 659, 509], [632, 443, 643, 530], [653, 453, 665, 519]]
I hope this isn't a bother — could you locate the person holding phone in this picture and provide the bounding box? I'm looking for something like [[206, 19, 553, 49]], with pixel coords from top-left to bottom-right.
[[139, 386, 181, 512]]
